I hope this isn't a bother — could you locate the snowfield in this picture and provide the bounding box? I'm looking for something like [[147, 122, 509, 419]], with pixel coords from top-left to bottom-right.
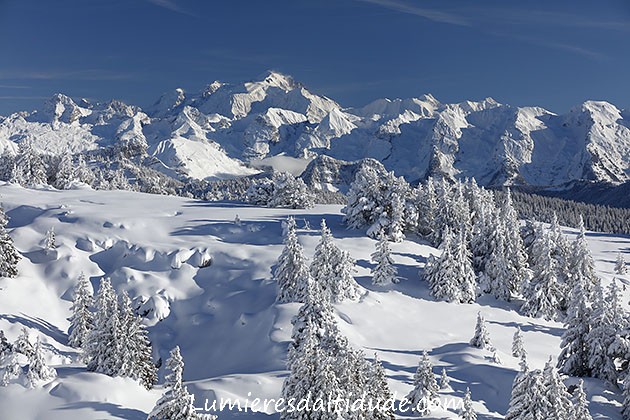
[[0, 183, 627, 419]]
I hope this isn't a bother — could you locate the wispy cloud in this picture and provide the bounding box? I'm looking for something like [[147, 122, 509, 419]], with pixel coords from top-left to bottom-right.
[[145, 0, 196, 17], [0, 84, 31, 89], [0, 69, 132, 81], [356, 0, 611, 61], [355, 0, 470, 26]]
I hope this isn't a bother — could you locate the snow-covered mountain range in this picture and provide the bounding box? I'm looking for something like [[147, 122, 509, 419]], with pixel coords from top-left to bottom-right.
[[1, 71, 629, 189]]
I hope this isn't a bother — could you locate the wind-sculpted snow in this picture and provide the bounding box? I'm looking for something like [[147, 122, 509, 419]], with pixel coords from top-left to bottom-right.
[[0, 184, 627, 418], [1, 72, 629, 189]]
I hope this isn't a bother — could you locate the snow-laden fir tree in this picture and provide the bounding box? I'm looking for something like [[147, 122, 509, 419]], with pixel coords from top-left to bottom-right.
[[0, 331, 10, 357], [586, 279, 626, 385], [512, 327, 526, 359], [460, 387, 477, 420], [557, 270, 592, 377], [117, 291, 157, 389], [0, 348, 22, 386], [425, 227, 476, 303], [148, 346, 213, 420], [68, 273, 94, 349], [268, 172, 314, 209], [568, 217, 597, 295], [13, 327, 34, 358], [549, 212, 571, 288], [505, 368, 547, 420], [573, 379, 593, 420], [470, 312, 492, 350], [521, 228, 565, 321], [490, 347, 502, 365], [469, 186, 498, 273], [343, 163, 414, 242], [416, 177, 437, 241], [310, 219, 362, 303], [85, 278, 120, 375], [0, 205, 20, 278], [10, 142, 47, 186], [439, 367, 450, 390], [481, 224, 515, 301], [498, 189, 530, 294], [371, 234, 399, 286], [54, 153, 77, 189], [44, 227, 56, 251], [366, 354, 395, 420], [542, 358, 574, 419], [616, 252, 627, 275], [405, 350, 439, 416], [26, 337, 57, 388], [275, 217, 311, 303]]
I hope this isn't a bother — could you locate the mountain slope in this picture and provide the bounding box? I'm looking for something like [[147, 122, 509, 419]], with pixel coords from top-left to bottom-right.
[[1, 72, 629, 189]]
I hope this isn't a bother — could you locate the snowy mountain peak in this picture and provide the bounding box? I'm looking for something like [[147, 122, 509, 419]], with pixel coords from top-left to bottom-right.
[[150, 88, 186, 117], [36, 93, 91, 125]]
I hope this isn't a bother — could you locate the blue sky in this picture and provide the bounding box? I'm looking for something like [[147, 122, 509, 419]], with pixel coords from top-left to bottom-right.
[[0, 0, 629, 115]]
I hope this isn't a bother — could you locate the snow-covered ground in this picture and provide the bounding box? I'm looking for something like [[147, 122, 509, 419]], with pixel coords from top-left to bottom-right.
[[0, 183, 627, 419]]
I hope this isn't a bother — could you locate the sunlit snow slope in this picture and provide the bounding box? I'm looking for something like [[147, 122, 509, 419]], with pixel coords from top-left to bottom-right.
[[0, 184, 627, 419]]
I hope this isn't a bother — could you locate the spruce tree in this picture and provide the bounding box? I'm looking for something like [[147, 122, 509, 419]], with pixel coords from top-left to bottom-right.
[[371, 235, 399, 286], [85, 278, 120, 375], [616, 253, 627, 275], [310, 219, 361, 303], [521, 229, 565, 321], [557, 274, 592, 377], [586, 280, 625, 385], [568, 217, 597, 295], [505, 369, 547, 420], [498, 189, 530, 295], [573, 379, 593, 420], [512, 327, 526, 359], [405, 350, 439, 415], [26, 337, 57, 388], [148, 346, 210, 420], [470, 312, 492, 350], [68, 273, 94, 349], [275, 217, 311, 303], [13, 327, 34, 358], [439, 367, 450, 390], [542, 358, 574, 419], [460, 387, 477, 420], [44, 227, 56, 251], [366, 354, 395, 420], [0, 205, 20, 278]]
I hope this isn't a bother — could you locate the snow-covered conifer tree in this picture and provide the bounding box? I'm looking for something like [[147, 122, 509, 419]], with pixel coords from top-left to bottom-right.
[[54, 153, 77, 189], [460, 387, 477, 420], [568, 217, 597, 295], [117, 291, 157, 389], [11, 143, 47, 186], [310, 219, 361, 302], [616, 253, 627, 275], [521, 229, 565, 321], [405, 350, 439, 415], [366, 354, 395, 420], [371, 235, 399, 286], [275, 217, 311, 303], [416, 178, 437, 241], [542, 358, 574, 419], [573, 379, 593, 420], [0, 205, 20, 278], [586, 279, 625, 384], [44, 227, 56, 251], [439, 367, 450, 390], [425, 227, 476, 303], [268, 172, 314, 209], [148, 346, 211, 420], [505, 369, 547, 420], [470, 312, 492, 350], [557, 271, 592, 377], [85, 278, 120, 375], [68, 273, 94, 349], [13, 327, 34, 358], [512, 327, 526, 359], [26, 337, 57, 388]]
